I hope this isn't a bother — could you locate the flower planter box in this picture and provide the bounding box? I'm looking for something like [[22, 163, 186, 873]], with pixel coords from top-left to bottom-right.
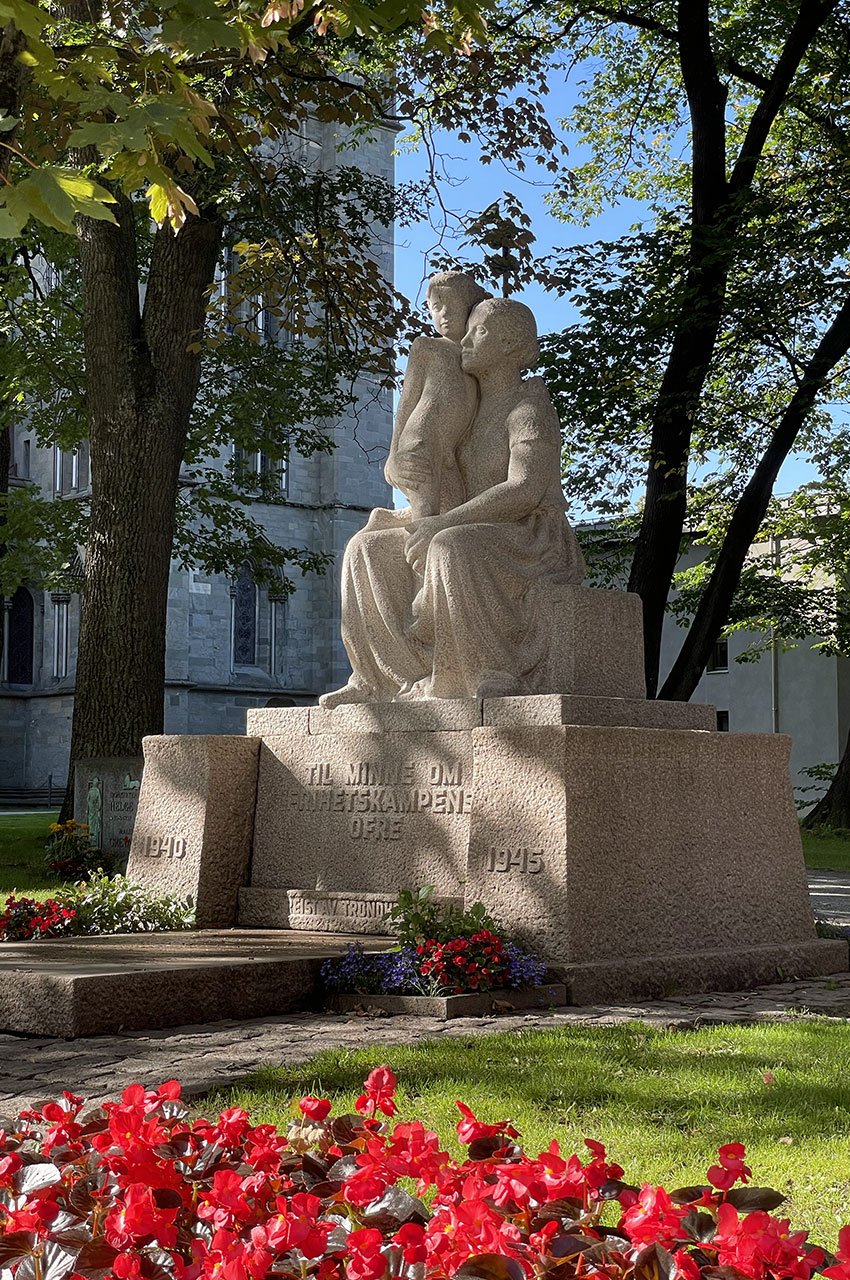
[[327, 983, 567, 1020]]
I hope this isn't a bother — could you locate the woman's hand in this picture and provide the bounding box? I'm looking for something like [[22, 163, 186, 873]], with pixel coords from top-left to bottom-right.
[[404, 515, 445, 575]]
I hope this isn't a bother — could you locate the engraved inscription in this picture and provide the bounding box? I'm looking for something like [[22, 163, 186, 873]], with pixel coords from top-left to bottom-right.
[[349, 815, 402, 840], [143, 835, 187, 860], [294, 758, 470, 839], [292, 897, 391, 920], [309, 763, 334, 786], [486, 847, 543, 874]]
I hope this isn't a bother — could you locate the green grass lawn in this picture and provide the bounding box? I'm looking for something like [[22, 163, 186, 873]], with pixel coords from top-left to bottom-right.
[[207, 1021, 850, 1250], [0, 810, 62, 896], [801, 827, 850, 872]]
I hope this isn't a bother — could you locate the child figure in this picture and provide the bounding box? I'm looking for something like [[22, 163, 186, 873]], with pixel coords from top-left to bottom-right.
[[386, 271, 492, 521]]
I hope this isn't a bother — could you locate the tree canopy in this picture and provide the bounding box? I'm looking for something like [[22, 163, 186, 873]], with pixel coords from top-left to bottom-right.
[[520, 0, 850, 698], [0, 0, 496, 233]]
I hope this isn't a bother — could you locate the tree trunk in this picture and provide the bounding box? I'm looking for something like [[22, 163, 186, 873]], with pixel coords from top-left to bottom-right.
[[60, 194, 222, 820], [659, 289, 850, 702], [0, 20, 28, 672], [627, 0, 729, 696], [627, 0, 839, 696], [802, 728, 850, 830]]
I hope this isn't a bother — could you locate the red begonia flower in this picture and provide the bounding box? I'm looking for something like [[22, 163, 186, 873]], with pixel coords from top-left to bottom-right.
[[300, 1096, 332, 1122]]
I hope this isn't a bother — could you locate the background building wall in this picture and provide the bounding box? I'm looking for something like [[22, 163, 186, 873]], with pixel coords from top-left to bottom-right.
[[656, 541, 845, 802], [0, 118, 395, 792]]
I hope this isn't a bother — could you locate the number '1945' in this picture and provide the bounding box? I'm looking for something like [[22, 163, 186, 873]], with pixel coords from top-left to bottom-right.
[[486, 847, 543, 874]]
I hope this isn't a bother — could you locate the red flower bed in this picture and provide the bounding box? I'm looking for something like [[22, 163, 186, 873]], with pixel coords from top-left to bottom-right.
[[0, 1067, 847, 1280], [0, 894, 76, 941], [418, 930, 512, 993]]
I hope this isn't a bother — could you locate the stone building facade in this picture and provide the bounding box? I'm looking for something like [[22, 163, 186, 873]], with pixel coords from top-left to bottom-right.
[[0, 119, 395, 795]]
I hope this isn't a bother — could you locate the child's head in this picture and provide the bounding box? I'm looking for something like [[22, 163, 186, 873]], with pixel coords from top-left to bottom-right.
[[426, 272, 492, 342]]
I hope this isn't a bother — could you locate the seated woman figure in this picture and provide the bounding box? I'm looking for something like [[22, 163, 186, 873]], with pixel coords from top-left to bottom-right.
[[319, 297, 586, 707]]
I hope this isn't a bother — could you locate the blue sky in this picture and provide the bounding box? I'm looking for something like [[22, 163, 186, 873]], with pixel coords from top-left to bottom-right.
[[391, 128, 821, 504]]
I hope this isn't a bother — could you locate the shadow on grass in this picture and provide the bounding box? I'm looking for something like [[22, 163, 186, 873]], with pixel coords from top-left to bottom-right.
[[220, 1020, 850, 1144]]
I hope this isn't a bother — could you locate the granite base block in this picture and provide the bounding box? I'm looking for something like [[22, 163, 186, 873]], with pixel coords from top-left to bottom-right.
[[466, 725, 821, 967], [127, 735, 260, 928], [558, 939, 849, 1006], [251, 731, 473, 898], [542, 587, 645, 698], [483, 694, 715, 731], [328, 984, 567, 1019], [0, 930, 393, 1038]]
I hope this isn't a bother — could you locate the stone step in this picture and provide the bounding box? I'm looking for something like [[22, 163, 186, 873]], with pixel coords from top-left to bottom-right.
[[0, 929, 393, 1039]]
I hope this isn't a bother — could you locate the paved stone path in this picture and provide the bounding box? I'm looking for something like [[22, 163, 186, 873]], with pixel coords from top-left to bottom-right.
[[2, 970, 850, 1114], [808, 871, 850, 928]]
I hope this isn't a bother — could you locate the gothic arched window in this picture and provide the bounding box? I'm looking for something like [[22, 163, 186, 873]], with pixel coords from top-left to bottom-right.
[[6, 587, 34, 684], [231, 562, 257, 667]]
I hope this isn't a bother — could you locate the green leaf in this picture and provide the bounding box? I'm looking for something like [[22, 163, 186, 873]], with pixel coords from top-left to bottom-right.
[[54, 170, 118, 219], [0, 168, 116, 236], [0, 0, 46, 39], [0, 202, 28, 238], [160, 13, 241, 54], [148, 182, 170, 225]]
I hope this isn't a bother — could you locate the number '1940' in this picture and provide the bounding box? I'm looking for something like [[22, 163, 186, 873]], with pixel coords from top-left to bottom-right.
[[486, 847, 543, 874], [144, 836, 186, 860]]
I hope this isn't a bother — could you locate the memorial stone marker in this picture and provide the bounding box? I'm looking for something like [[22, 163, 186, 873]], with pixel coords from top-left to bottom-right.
[[128, 277, 847, 1001], [74, 757, 143, 856]]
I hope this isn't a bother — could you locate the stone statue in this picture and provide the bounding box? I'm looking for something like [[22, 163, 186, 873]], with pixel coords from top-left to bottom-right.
[[386, 271, 490, 520], [320, 290, 586, 707]]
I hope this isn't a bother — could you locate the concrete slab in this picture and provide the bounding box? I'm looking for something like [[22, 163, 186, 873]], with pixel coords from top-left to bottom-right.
[[0, 929, 392, 1039]]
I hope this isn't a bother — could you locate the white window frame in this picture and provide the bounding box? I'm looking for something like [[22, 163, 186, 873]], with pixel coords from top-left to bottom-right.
[[52, 595, 69, 678]]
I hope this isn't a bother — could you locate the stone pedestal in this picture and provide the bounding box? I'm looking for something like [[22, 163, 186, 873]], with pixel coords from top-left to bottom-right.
[[242, 697, 846, 996], [466, 715, 818, 972], [127, 735, 260, 927]]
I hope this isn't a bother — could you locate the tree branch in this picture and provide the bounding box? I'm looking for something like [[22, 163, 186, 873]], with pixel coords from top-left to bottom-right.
[[729, 0, 840, 193], [659, 284, 850, 702], [581, 4, 677, 41], [677, 0, 728, 222]]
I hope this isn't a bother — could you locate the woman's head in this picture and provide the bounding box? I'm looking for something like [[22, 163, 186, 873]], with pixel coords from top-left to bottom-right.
[[461, 298, 539, 375], [426, 272, 492, 342]]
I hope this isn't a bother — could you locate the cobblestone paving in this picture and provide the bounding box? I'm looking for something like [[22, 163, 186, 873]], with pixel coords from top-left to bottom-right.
[[1, 972, 850, 1113]]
